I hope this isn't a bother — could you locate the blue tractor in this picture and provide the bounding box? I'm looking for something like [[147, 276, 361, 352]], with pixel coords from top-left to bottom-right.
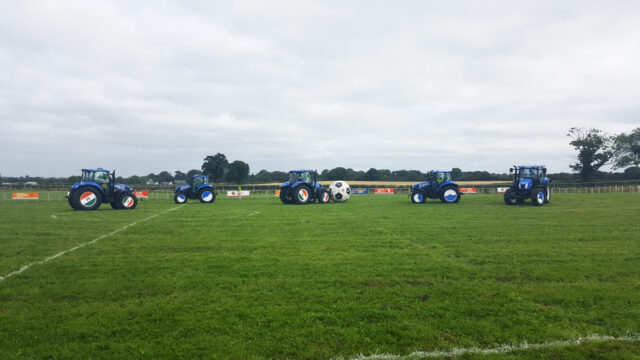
[[504, 165, 551, 206], [279, 170, 330, 205], [410, 170, 461, 204], [66, 168, 137, 210], [173, 175, 216, 204]]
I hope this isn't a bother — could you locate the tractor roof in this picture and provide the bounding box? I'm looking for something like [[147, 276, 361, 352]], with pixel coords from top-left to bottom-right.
[[82, 168, 111, 172], [289, 169, 314, 173], [518, 165, 546, 169]]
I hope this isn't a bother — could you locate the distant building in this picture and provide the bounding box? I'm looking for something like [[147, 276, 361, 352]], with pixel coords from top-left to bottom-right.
[[24, 181, 38, 186], [174, 180, 187, 185]]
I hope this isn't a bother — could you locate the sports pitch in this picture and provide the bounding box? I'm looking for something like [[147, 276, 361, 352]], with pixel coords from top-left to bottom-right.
[[1, 193, 639, 359]]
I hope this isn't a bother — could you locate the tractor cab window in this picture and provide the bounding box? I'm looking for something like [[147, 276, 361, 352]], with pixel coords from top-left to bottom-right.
[[520, 168, 533, 178], [301, 172, 312, 183], [94, 172, 109, 184], [193, 177, 204, 188], [288, 173, 300, 183], [81, 171, 94, 182]]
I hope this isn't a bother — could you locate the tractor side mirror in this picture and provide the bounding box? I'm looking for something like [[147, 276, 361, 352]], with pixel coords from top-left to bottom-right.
[[509, 168, 514, 173]]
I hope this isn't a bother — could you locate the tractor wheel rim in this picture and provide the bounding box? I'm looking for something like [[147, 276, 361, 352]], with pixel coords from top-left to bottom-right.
[[413, 193, 423, 202], [122, 196, 134, 208], [323, 193, 329, 202], [537, 192, 544, 203], [298, 189, 309, 201], [201, 191, 213, 201], [177, 194, 186, 202], [443, 189, 457, 202], [80, 191, 97, 207]]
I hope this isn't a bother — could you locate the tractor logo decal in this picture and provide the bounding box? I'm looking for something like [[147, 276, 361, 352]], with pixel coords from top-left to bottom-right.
[[298, 188, 309, 201], [80, 191, 96, 206], [443, 189, 458, 202], [323, 192, 329, 202], [122, 196, 134, 208], [202, 191, 213, 202]]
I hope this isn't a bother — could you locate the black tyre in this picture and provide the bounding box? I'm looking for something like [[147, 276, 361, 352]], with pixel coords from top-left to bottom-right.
[[439, 186, 460, 204], [293, 185, 312, 205], [198, 188, 216, 203], [504, 188, 518, 205], [545, 185, 551, 204], [411, 189, 426, 203], [318, 188, 330, 204], [67, 190, 79, 210], [110, 201, 119, 209], [174, 192, 188, 204], [531, 187, 545, 206], [279, 188, 293, 204], [72, 186, 102, 210], [116, 192, 138, 210]]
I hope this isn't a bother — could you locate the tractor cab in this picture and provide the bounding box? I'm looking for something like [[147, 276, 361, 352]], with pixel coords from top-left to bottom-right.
[[504, 165, 551, 206], [410, 170, 461, 204], [80, 168, 114, 193], [173, 175, 216, 204]]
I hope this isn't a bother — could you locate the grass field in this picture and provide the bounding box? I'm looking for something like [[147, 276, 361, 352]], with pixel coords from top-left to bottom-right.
[[1, 194, 639, 359]]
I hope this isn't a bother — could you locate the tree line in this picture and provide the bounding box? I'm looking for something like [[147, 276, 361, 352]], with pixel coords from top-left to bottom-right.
[[2, 127, 638, 185]]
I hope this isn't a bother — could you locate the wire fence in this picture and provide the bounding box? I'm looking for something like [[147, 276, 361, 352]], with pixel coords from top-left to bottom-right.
[[1, 180, 639, 201]]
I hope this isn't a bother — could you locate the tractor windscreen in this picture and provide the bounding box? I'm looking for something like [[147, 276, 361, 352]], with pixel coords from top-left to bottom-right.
[[81, 171, 95, 182], [288, 173, 301, 183]]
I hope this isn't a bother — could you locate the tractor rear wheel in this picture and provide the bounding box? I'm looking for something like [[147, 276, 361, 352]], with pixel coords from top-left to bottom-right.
[[504, 188, 518, 205], [73, 186, 101, 210], [174, 192, 188, 204], [411, 189, 426, 203], [439, 187, 460, 203], [293, 185, 312, 205], [198, 188, 216, 203], [116, 192, 138, 209], [318, 188, 330, 204], [531, 187, 546, 206]]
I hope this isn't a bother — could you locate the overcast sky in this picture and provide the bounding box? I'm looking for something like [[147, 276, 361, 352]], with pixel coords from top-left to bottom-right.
[[1, 1, 639, 177]]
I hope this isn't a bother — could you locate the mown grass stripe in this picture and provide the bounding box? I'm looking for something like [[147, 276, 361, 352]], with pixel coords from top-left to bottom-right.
[[0, 205, 184, 282], [341, 333, 640, 359]]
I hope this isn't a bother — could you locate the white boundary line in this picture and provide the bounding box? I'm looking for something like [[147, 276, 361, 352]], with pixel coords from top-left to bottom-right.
[[338, 333, 640, 360], [1, 205, 184, 282]]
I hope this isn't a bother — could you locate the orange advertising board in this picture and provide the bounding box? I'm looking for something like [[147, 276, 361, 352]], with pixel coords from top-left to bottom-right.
[[459, 187, 477, 194], [134, 191, 149, 199], [12, 192, 39, 200]]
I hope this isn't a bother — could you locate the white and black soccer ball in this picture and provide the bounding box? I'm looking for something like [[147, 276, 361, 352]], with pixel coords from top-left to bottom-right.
[[329, 180, 351, 203]]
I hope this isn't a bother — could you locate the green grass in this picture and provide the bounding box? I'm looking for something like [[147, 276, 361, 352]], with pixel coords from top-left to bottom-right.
[[1, 194, 639, 359]]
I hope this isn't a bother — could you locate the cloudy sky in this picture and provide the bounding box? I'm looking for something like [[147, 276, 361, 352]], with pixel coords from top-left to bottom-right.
[[1, 1, 639, 177]]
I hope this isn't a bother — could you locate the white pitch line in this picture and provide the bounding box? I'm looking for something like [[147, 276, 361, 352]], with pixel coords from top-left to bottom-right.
[[1, 205, 184, 282], [338, 333, 640, 360]]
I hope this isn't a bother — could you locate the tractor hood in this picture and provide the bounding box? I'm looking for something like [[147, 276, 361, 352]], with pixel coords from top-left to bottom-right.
[[519, 178, 533, 190], [175, 184, 191, 192], [281, 181, 291, 187], [412, 182, 430, 189], [114, 183, 132, 191]]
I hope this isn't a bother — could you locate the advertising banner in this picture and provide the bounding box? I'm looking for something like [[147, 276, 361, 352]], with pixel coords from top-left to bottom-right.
[[227, 190, 250, 198], [353, 188, 369, 194], [374, 188, 395, 194], [274, 190, 280, 196], [459, 188, 477, 194], [496, 187, 510, 194], [133, 191, 149, 199], [12, 192, 39, 200]]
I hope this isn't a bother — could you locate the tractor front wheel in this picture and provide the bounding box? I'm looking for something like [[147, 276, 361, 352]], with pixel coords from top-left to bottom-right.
[[318, 188, 330, 204], [198, 188, 216, 203], [67, 190, 79, 210], [545, 185, 551, 204], [293, 185, 312, 205], [531, 187, 546, 206], [72, 187, 101, 210], [439, 187, 460, 204], [279, 188, 293, 204], [411, 189, 426, 204], [116, 192, 138, 209], [504, 188, 518, 205], [174, 192, 188, 204]]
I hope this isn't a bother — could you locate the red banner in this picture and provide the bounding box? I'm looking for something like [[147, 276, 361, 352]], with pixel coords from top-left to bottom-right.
[[459, 188, 477, 194], [374, 188, 395, 194], [134, 191, 149, 199], [12, 192, 39, 200]]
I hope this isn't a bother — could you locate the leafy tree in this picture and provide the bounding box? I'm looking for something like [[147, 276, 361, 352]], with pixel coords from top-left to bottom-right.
[[451, 168, 463, 180], [612, 127, 640, 169], [326, 167, 348, 180], [365, 168, 380, 181], [202, 153, 228, 182], [567, 127, 613, 182], [157, 171, 173, 183], [186, 169, 201, 180], [226, 160, 250, 183], [270, 171, 288, 182], [174, 171, 187, 180]]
